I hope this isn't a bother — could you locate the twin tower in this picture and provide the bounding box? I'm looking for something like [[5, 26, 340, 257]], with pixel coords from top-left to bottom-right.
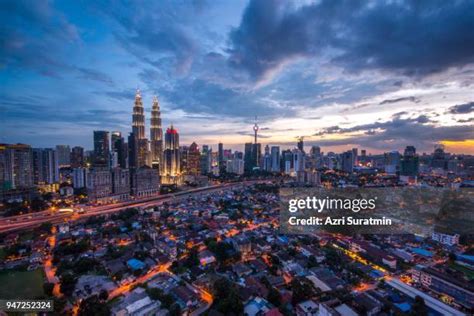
[[131, 89, 180, 179]]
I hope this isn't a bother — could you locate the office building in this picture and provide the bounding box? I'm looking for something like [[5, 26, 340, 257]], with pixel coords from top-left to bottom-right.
[[162, 125, 180, 182], [93, 130, 110, 168], [32, 148, 59, 184], [0, 143, 34, 189], [70, 146, 84, 168], [56, 145, 71, 167], [86, 168, 112, 202]]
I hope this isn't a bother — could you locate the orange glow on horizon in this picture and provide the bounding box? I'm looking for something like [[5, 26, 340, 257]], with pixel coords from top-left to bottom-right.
[[440, 139, 474, 154]]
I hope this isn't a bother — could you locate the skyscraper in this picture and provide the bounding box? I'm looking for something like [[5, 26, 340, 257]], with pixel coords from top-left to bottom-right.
[[150, 96, 163, 172], [33, 148, 59, 184], [93, 131, 110, 168], [1, 144, 34, 189], [187, 142, 201, 176], [297, 137, 304, 152], [162, 125, 180, 181], [218, 142, 224, 173], [56, 145, 71, 167], [270, 146, 280, 172], [200, 145, 211, 175], [131, 89, 149, 167], [132, 89, 145, 140], [400, 146, 419, 176], [70, 146, 84, 168], [341, 151, 354, 173], [111, 132, 127, 169], [263, 145, 271, 171]]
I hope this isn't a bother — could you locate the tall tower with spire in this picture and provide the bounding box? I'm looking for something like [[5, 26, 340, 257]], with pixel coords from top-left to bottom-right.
[[130, 89, 149, 168], [132, 89, 146, 140], [253, 116, 259, 144], [150, 95, 163, 171]]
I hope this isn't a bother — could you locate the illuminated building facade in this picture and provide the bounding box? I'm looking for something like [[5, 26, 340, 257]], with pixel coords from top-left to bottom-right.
[[131, 89, 149, 167], [150, 96, 163, 172], [187, 142, 201, 176], [162, 125, 180, 183]]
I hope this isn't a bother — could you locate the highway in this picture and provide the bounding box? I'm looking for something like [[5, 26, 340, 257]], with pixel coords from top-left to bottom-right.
[[0, 181, 257, 234]]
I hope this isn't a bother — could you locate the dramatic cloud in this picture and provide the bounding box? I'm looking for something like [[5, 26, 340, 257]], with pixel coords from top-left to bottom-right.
[[1, 0, 473, 153], [229, 0, 474, 81], [310, 116, 474, 151], [449, 102, 474, 114]]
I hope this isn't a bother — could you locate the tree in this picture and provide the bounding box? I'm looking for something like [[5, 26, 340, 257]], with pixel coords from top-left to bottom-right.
[[291, 277, 316, 304], [78, 295, 110, 316], [59, 273, 76, 296], [169, 302, 182, 316], [38, 222, 53, 234], [31, 198, 47, 211], [184, 247, 199, 268], [43, 282, 55, 296], [267, 287, 282, 307], [411, 295, 428, 316], [212, 278, 243, 315]]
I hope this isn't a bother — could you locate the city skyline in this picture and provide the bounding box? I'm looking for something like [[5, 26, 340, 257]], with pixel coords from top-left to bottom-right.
[[1, 1, 474, 154]]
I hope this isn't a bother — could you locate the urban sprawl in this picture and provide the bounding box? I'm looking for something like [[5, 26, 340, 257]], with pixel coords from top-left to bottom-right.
[[1, 90, 473, 316]]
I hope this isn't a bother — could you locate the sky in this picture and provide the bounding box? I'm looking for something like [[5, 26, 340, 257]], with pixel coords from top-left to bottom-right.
[[1, 0, 473, 154]]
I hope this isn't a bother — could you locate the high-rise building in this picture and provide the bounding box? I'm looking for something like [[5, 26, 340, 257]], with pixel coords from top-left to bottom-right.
[[226, 159, 244, 175], [128, 132, 137, 169], [162, 125, 180, 181], [263, 145, 271, 171], [86, 168, 112, 202], [282, 149, 293, 174], [200, 145, 211, 175], [111, 168, 130, 201], [56, 145, 71, 167], [132, 89, 145, 140], [131, 167, 159, 197], [270, 146, 280, 172], [72, 167, 86, 188], [150, 96, 163, 171], [352, 148, 358, 166], [93, 130, 110, 168], [179, 146, 189, 174], [1, 144, 34, 189], [187, 142, 201, 176], [111, 132, 127, 169], [244, 142, 261, 172], [384, 151, 400, 174], [297, 137, 304, 152], [431, 145, 447, 169], [33, 148, 59, 184], [70, 146, 84, 168], [131, 89, 149, 167], [218, 142, 224, 173], [341, 151, 354, 173], [400, 146, 419, 177]]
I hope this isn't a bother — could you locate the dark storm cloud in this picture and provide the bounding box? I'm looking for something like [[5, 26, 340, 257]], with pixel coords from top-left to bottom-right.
[[229, 0, 474, 81], [449, 102, 474, 114]]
